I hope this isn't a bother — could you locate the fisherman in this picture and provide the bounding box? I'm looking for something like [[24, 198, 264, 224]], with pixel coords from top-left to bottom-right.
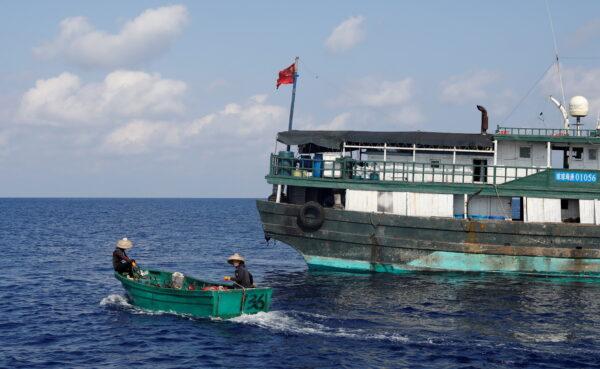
[[112, 238, 136, 276], [224, 253, 254, 288]]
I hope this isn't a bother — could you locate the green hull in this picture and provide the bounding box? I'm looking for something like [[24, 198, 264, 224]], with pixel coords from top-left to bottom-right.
[[115, 270, 272, 319], [257, 200, 600, 277]]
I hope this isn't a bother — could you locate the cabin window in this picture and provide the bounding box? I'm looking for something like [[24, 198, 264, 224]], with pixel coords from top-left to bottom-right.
[[572, 147, 583, 160], [430, 160, 440, 168], [511, 197, 523, 221], [589, 148, 597, 161], [473, 159, 488, 182], [519, 147, 531, 158], [561, 199, 580, 223]]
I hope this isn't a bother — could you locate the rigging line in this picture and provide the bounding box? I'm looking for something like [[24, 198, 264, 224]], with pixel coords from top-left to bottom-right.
[[492, 185, 511, 220], [298, 58, 349, 96], [298, 58, 319, 79], [500, 62, 554, 124], [546, 0, 567, 106], [562, 56, 600, 60], [299, 58, 417, 127]]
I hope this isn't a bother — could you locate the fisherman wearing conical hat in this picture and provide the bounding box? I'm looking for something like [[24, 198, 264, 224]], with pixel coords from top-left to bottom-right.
[[224, 253, 254, 288], [112, 238, 136, 277]]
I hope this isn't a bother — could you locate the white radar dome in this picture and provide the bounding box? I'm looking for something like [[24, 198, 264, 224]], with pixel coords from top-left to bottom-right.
[[569, 95, 589, 117]]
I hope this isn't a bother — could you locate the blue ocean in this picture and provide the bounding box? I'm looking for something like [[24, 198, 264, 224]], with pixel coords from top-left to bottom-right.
[[2, 198, 600, 368]]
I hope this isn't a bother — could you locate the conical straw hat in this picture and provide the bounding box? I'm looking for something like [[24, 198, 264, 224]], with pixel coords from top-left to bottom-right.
[[227, 253, 245, 264], [116, 237, 133, 249]]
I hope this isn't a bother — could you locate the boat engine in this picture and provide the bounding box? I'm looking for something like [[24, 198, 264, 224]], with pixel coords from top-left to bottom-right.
[[171, 272, 185, 289]]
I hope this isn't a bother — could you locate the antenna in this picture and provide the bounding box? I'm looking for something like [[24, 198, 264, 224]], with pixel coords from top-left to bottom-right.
[[546, 0, 567, 107], [549, 95, 570, 129], [569, 95, 589, 136]]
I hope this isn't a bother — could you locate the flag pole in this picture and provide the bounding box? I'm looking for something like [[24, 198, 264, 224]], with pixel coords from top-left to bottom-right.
[[286, 56, 299, 151]]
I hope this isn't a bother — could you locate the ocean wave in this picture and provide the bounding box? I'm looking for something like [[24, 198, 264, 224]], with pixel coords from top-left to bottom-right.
[[513, 332, 569, 343], [230, 311, 408, 343]]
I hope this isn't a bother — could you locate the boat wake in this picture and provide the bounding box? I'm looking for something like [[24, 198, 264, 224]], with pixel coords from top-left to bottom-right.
[[230, 311, 408, 343], [100, 294, 165, 316], [99, 295, 406, 342], [100, 294, 132, 309], [100, 294, 198, 318]]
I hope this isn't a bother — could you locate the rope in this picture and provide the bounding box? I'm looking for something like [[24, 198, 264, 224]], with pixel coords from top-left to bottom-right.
[[492, 184, 512, 220], [299, 58, 347, 93], [501, 62, 554, 125]]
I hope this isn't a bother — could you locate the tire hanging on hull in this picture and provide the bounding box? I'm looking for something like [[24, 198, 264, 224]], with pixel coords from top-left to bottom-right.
[[297, 201, 325, 232]]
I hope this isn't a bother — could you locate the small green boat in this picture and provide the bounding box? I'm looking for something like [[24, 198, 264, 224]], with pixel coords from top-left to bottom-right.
[[114, 269, 272, 319]]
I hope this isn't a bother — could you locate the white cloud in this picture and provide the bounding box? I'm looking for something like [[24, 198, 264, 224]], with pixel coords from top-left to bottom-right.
[[307, 112, 351, 130], [358, 79, 413, 107], [570, 19, 600, 49], [34, 5, 188, 68], [325, 112, 351, 130], [338, 78, 414, 107], [101, 94, 286, 154], [440, 70, 499, 104], [325, 16, 366, 53], [208, 95, 286, 136], [19, 70, 187, 125], [103, 120, 180, 154], [329, 77, 425, 129], [389, 106, 425, 126]]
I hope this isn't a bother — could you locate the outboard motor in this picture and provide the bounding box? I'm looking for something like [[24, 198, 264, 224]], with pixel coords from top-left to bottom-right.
[[171, 272, 185, 289], [477, 105, 488, 135]]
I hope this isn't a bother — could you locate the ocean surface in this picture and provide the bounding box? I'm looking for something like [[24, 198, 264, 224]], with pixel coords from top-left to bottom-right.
[[2, 198, 600, 368]]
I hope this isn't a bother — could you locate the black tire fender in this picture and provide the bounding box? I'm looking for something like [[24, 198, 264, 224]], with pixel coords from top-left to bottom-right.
[[297, 201, 325, 232]]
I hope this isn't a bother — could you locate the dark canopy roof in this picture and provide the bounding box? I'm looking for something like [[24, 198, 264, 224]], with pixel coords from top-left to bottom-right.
[[277, 130, 493, 151]]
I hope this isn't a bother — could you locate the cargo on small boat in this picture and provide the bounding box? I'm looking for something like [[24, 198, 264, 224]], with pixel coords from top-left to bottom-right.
[[114, 269, 272, 319]]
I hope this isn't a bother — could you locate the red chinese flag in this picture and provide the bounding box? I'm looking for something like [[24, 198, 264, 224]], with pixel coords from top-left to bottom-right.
[[276, 63, 296, 89]]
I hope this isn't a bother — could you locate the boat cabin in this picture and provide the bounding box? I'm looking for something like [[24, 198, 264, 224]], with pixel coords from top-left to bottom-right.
[[269, 126, 600, 225]]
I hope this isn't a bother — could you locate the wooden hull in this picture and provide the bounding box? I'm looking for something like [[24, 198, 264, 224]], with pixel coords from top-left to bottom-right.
[[257, 200, 600, 277], [115, 270, 272, 319]]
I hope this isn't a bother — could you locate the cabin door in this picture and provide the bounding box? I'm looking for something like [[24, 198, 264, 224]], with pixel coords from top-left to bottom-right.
[[473, 159, 488, 183]]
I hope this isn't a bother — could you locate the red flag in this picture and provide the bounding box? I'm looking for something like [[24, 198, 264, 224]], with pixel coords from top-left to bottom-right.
[[276, 63, 296, 89]]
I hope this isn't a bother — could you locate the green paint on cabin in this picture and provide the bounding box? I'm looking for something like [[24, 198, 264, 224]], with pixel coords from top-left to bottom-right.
[[267, 167, 600, 200], [494, 134, 600, 144], [268, 148, 600, 199]]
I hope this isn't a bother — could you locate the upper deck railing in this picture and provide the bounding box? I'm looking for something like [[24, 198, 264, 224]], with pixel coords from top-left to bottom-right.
[[269, 153, 544, 186], [495, 126, 600, 137]]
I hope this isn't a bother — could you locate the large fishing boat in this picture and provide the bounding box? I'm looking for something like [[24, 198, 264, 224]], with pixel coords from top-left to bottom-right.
[[257, 95, 600, 277]]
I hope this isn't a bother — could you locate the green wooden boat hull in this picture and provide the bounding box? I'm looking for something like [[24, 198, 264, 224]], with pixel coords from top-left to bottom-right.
[[115, 270, 272, 319], [257, 200, 600, 277]]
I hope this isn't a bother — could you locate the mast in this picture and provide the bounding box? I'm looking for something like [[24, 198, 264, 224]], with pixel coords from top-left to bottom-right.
[[545, 0, 567, 113], [286, 57, 299, 151]]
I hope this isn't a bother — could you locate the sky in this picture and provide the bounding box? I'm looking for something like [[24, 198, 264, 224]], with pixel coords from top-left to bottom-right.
[[2, 0, 600, 197]]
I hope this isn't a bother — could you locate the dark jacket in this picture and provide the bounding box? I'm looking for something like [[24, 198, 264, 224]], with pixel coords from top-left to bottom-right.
[[112, 248, 131, 270], [233, 264, 253, 288]]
